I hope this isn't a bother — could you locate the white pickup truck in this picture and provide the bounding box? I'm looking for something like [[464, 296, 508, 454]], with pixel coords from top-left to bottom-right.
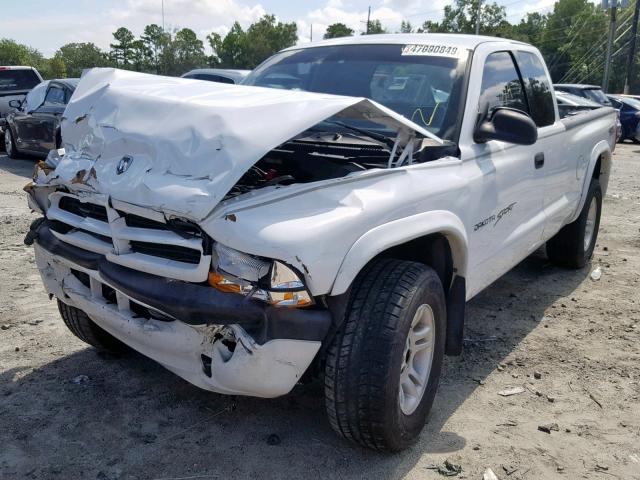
[[25, 34, 615, 451]]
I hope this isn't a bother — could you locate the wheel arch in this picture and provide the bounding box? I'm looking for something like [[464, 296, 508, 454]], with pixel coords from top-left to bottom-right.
[[330, 210, 469, 297], [570, 142, 611, 224], [327, 211, 469, 358]]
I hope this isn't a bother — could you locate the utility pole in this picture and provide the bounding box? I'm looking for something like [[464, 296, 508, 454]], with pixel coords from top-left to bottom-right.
[[475, 0, 482, 35], [624, 0, 640, 93], [310, 24, 313, 42], [366, 6, 371, 34], [603, 1, 618, 92], [161, 0, 165, 33]]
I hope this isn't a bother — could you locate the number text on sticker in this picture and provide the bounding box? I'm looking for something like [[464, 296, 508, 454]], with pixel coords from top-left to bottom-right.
[[401, 44, 460, 58]]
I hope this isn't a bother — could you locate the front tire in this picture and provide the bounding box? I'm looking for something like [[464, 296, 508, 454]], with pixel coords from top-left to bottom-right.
[[547, 178, 602, 268], [324, 259, 446, 451], [57, 300, 129, 353], [4, 127, 18, 159]]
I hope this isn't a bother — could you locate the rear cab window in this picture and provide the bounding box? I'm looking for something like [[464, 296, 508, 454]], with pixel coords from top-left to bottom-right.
[[514, 51, 555, 127], [0, 69, 40, 92]]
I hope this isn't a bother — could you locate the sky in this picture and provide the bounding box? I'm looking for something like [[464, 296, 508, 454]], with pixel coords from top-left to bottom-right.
[[1, 0, 561, 57]]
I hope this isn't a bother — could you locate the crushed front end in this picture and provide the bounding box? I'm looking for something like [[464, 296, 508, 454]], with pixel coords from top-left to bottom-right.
[[24, 68, 437, 397], [25, 181, 331, 397]]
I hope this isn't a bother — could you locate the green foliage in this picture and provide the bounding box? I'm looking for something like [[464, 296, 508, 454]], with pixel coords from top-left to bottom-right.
[[48, 55, 67, 78], [324, 23, 355, 39], [208, 15, 297, 69], [418, 0, 510, 36], [365, 19, 386, 34], [3, 1, 640, 92], [110, 27, 135, 67], [141, 24, 170, 74], [208, 22, 246, 68], [399, 20, 414, 34], [0, 38, 49, 76], [55, 43, 111, 77]]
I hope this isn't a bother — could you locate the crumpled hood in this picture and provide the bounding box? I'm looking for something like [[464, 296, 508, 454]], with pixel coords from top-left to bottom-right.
[[54, 68, 440, 221]]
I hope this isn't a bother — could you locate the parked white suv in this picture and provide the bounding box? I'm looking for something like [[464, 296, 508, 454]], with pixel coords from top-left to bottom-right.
[[25, 34, 615, 451]]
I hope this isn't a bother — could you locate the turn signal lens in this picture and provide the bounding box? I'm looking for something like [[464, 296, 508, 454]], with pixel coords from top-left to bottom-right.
[[208, 272, 242, 293]]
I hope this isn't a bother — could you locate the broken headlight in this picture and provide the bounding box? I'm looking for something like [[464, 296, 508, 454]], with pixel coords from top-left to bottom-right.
[[209, 243, 313, 307]]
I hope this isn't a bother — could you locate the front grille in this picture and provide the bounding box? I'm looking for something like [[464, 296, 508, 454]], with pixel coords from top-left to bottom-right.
[[120, 211, 166, 230], [130, 240, 201, 265], [47, 193, 211, 282], [59, 196, 109, 222]]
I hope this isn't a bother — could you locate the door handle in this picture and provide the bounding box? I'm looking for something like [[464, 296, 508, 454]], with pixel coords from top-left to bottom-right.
[[534, 152, 545, 169]]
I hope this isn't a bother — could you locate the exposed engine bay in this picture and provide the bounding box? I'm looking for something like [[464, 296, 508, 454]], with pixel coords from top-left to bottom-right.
[[223, 128, 459, 200]]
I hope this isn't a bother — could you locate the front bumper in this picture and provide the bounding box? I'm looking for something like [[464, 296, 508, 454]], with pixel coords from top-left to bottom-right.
[[32, 224, 330, 398]]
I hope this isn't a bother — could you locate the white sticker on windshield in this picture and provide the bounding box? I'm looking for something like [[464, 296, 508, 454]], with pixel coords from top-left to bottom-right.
[[401, 44, 461, 58]]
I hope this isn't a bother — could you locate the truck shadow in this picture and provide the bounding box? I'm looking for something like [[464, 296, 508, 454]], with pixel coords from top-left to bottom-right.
[[0, 249, 590, 479], [0, 153, 38, 179]]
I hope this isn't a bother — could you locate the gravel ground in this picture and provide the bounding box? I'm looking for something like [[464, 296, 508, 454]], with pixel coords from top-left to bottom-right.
[[1, 145, 639, 480]]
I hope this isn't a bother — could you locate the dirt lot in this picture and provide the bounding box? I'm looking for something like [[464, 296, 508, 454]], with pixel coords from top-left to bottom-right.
[[1, 144, 639, 480]]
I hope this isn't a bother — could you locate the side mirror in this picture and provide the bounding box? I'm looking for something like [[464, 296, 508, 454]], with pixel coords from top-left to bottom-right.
[[8, 99, 23, 109], [474, 107, 538, 145]]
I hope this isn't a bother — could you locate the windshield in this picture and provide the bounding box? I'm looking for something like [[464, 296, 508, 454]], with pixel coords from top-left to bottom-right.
[[243, 44, 468, 141], [584, 88, 611, 106], [22, 81, 48, 112], [0, 69, 40, 92]]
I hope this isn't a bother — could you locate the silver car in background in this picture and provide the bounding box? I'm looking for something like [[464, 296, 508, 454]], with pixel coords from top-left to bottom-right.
[[181, 68, 250, 85]]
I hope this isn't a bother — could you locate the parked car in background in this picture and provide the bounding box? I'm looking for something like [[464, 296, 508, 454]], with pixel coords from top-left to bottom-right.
[[555, 91, 601, 113], [0, 66, 43, 120], [554, 83, 612, 107], [181, 68, 250, 84], [4, 78, 79, 158], [607, 94, 640, 143], [555, 91, 621, 142]]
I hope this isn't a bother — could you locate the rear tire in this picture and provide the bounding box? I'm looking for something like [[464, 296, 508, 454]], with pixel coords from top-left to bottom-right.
[[547, 178, 602, 268], [324, 258, 446, 451], [57, 299, 129, 353], [4, 127, 18, 159]]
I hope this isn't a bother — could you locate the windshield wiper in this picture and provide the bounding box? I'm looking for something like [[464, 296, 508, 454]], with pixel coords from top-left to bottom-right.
[[326, 120, 397, 148]]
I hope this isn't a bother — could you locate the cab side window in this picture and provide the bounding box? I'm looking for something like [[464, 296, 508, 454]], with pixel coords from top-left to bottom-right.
[[515, 51, 555, 127], [479, 51, 529, 117], [44, 85, 65, 106]]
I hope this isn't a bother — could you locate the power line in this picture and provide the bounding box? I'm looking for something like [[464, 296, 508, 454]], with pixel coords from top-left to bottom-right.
[[559, 5, 636, 82]]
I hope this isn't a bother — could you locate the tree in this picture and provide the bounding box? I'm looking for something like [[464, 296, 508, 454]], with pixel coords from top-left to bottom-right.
[[511, 12, 547, 44], [55, 43, 110, 77], [171, 28, 207, 75], [243, 15, 297, 68], [418, 0, 508, 36], [0, 39, 48, 76], [209, 15, 297, 69], [110, 27, 135, 67], [141, 24, 170, 74], [208, 22, 246, 67], [400, 20, 414, 33], [324, 23, 354, 39], [48, 55, 67, 78], [364, 19, 386, 34]]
